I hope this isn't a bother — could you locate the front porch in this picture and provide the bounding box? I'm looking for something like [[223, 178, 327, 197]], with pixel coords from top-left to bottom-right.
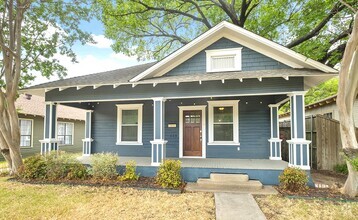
[[78, 156, 289, 184]]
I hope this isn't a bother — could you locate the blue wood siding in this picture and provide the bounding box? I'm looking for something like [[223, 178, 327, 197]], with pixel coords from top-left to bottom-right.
[[46, 77, 304, 102], [166, 38, 289, 76], [91, 96, 275, 159]]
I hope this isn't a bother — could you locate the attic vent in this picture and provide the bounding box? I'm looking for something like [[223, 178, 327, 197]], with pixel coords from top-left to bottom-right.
[[206, 48, 242, 72]]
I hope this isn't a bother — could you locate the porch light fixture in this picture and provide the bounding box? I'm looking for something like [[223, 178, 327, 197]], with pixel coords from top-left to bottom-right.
[[219, 107, 225, 111]]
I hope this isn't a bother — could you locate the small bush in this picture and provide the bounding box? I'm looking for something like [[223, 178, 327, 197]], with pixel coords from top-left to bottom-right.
[[18, 154, 47, 179], [120, 160, 140, 181], [90, 153, 119, 180], [279, 167, 308, 193], [347, 157, 358, 171], [156, 160, 182, 188], [334, 163, 348, 175], [66, 163, 88, 180]]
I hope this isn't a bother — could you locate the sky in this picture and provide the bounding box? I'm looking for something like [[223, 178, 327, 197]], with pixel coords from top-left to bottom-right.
[[31, 19, 146, 86]]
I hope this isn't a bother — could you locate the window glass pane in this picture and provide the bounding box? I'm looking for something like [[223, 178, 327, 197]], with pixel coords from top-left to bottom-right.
[[20, 136, 31, 147], [122, 110, 138, 125], [66, 124, 73, 135], [58, 123, 65, 135], [58, 136, 65, 145], [65, 136, 72, 145], [214, 107, 233, 123], [20, 120, 32, 135], [121, 125, 138, 141], [214, 124, 233, 141]]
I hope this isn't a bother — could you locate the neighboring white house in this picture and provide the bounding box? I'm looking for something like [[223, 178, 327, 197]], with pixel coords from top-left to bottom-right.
[[280, 94, 358, 127]]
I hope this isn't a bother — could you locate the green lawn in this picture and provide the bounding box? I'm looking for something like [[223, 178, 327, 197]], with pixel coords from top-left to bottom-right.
[[0, 177, 215, 220]]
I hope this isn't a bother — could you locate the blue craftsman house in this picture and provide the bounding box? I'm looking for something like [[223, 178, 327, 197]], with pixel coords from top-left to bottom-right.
[[23, 22, 338, 185]]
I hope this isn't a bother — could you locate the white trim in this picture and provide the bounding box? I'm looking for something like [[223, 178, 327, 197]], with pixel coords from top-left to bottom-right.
[[57, 121, 75, 146], [18, 118, 34, 148], [129, 21, 337, 82], [36, 91, 303, 104], [207, 100, 240, 145], [206, 48, 242, 72], [178, 105, 207, 158], [116, 104, 143, 145]]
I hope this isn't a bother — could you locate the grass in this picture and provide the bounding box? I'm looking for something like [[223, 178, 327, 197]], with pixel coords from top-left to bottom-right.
[[0, 177, 215, 220], [256, 195, 358, 220]]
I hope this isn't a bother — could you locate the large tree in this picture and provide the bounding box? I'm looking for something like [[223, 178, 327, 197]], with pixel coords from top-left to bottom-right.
[[94, 0, 356, 67], [0, 0, 93, 174], [336, 5, 358, 198]]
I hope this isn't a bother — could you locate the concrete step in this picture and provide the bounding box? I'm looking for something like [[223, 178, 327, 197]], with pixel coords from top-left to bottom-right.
[[210, 173, 249, 182], [197, 179, 263, 190], [185, 183, 278, 195]]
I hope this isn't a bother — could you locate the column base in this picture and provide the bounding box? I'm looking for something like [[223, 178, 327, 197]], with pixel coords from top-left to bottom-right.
[[82, 138, 93, 156], [268, 138, 282, 160], [287, 139, 311, 170], [40, 139, 59, 155], [150, 140, 167, 166]]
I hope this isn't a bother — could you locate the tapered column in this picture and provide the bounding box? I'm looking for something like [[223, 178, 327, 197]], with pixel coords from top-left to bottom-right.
[[268, 104, 282, 160], [82, 110, 93, 156], [287, 92, 311, 170], [150, 97, 167, 166], [40, 102, 58, 154]]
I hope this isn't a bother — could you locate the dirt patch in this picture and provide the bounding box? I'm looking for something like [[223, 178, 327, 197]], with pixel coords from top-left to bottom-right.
[[11, 176, 185, 192], [311, 169, 347, 188]]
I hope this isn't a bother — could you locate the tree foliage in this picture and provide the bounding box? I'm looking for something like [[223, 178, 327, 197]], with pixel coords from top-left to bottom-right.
[[0, 0, 94, 174], [94, 0, 356, 66]]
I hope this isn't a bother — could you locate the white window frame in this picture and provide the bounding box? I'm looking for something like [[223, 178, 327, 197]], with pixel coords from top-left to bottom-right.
[[206, 48, 243, 72], [57, 122, 75, 146], [116, 104, 143, 145], [207, 100, 240, 145], [19, 118, 34, 148]]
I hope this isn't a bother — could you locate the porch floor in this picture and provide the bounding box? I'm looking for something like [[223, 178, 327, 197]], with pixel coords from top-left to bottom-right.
[[78, 156, 288, 170]]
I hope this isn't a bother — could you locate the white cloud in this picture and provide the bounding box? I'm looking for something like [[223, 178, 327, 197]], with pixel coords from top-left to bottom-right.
[[87, 34, 113, 49]]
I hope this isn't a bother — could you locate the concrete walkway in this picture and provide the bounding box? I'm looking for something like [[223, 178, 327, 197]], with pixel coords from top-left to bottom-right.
[[215, 193, 266, 220]]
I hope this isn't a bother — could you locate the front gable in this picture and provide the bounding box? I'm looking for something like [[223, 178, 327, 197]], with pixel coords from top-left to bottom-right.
[[166, 38, 290, 76]]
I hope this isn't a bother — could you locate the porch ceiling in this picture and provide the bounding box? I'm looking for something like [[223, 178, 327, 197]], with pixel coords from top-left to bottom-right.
[[78, 156, 288, 170]]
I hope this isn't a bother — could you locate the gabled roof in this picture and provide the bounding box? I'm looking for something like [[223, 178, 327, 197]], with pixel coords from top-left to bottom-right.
[[130, 21, 338, 82], [16, 94, 86, 120]]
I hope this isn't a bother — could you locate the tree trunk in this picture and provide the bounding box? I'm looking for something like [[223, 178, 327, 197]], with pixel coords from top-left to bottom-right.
[[341, 161, 358, 197]]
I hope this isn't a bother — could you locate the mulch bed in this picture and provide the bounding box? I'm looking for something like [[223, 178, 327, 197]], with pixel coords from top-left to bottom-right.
[[9, 177, 185, 193], [274, 186, 358, 201]]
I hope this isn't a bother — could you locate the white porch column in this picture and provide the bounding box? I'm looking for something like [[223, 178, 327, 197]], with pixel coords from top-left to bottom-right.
[[287, 92, 311, 170], [82, 110, 93, 156], [150, 97, 167, 166], [40, 102, 58, 155], [268, 104, 282, 160]]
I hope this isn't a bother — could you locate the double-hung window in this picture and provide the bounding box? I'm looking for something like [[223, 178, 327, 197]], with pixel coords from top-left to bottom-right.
[[208, 100, 239, 145], [58, 122, 74, 145], [116, 104, 143, 145], [19, 119, 33, 147]]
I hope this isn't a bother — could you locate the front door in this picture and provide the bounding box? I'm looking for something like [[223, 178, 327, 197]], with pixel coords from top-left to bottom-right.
[[183, 110, 202, 156]]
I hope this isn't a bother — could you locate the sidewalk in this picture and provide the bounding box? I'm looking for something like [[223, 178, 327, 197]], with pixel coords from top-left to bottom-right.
[[215, 193, 266, 220]]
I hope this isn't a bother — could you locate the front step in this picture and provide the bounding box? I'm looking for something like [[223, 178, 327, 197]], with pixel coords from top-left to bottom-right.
[[210, 173, 249, 182], [197, 179, 263, 190], [185, 183, 278, 195]]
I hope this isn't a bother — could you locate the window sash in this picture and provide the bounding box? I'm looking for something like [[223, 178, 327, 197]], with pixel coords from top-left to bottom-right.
[[19, 119, 32, 147], [58, 122, 73, 145], [117, 104, 143, 145]]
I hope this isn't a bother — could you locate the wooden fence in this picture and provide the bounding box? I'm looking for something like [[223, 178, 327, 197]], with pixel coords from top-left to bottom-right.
[[280, 115, 357, 170]]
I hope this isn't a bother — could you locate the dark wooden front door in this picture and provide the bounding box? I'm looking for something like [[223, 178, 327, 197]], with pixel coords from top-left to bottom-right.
[[183, 110, 202, 156]]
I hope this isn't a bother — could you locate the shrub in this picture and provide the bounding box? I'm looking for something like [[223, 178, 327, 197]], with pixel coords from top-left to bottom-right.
[[44, 152, 88, 180], [347, 157, 358, 171], [18, 154, 47, 179], [90, 153, 119, 180], [279, 167, 308, 192], [156, 160, 182, 188], [334, 163, 348, 175], [120, 160, 140, 181]]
